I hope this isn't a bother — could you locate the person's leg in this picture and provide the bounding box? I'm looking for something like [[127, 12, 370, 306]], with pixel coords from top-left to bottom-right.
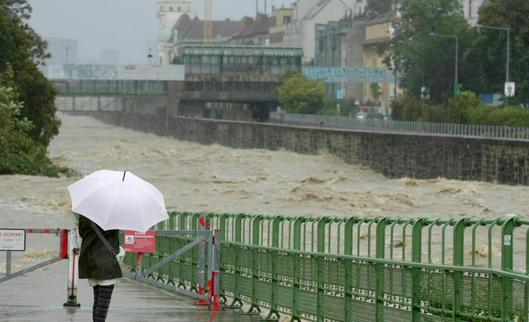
[[92, 285, 99, 321], [93, 284, 115, 322]]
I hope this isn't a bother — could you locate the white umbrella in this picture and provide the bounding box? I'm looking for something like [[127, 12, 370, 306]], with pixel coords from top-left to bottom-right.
[[67, 170, 168, 233]]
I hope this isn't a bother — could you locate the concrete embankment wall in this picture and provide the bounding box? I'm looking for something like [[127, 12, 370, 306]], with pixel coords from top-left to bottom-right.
[[74, 110, 529, 185]]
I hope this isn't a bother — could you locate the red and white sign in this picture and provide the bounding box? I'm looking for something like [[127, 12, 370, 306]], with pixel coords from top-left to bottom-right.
[[123, 230, 156, 253], [0, 229, 26, 251]]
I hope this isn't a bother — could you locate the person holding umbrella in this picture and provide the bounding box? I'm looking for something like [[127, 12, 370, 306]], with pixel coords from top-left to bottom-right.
[[68, 170, 169, 322], [78, 215, 122, 322]]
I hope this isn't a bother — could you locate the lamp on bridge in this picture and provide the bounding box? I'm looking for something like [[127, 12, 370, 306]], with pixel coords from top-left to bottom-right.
[[147, 48, 153, 65]]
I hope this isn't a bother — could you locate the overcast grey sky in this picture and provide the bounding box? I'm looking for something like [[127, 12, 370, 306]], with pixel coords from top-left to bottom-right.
[[27, 0, 295, 64]]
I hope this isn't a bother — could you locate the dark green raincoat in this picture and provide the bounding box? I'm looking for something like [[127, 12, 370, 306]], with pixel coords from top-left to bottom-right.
[[78, 215, 123, 280]]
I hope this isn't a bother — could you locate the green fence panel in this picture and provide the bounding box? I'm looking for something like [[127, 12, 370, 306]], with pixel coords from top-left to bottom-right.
[[122, 211, 529, 322]]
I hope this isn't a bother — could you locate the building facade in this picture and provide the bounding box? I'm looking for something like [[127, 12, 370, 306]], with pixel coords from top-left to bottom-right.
[[269, 6, 294, 44], [282, 0, 366, 63], [179, 44, 302, 120], [362, 12, 396, 113], [461, 0, 488, 25], [312, 11, 396, 113], [314, 19, 352, 97], [157, 0, 193, 65]]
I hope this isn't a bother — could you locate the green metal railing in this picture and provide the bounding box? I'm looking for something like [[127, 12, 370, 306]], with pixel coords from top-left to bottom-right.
[[125, 212, 529, 321], [53, 79, 167, 97]]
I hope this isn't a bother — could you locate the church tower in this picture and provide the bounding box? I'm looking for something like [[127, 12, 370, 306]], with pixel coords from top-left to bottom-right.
[[157, 0, 192, 65]]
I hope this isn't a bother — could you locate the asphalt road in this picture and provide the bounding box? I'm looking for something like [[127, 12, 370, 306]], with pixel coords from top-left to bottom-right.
[[0, 259, 249, 322]]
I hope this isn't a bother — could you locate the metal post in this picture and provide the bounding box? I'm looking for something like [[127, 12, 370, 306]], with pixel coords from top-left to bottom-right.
[[506, 28, 510, 82], [64, 229, 81, 308], [452, 219, 467, 322], [477, 24, 511, 89], [501, 217, 517, 321], [197, 215, 208, 306], [6, 251, 11, 276], [375, 219, 388, 321], [344, 218, 356, 322], [208, 229, 221, 311], [411, 219, 424, 321]]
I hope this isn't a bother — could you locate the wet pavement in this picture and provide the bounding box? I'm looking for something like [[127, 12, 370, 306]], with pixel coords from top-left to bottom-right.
[[0, 259, 251, 322]]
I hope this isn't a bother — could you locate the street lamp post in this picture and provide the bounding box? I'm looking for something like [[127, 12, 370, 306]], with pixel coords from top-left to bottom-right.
[[429, 32, 459, 96], [147, 48, 153, 65], [477, 24, 510, 83]]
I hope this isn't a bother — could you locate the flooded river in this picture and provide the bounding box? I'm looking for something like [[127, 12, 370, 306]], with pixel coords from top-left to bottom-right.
[[2, 113, 528, 222], [1, 113, 529, 269]]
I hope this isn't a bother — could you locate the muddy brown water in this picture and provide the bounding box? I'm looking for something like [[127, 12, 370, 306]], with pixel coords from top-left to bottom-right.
[[1, 113, 529, 270]]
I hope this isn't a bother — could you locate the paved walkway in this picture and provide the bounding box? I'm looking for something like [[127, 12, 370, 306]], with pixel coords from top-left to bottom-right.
[[0, 259, 249, 322]]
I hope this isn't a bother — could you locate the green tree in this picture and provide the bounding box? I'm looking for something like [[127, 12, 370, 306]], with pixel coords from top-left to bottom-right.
[[369, 83, 382, 103], [277, 71, 326, 114], [0, 82, 63, 176], [0, 0, 60, 145], [390, 0, 476, 103], [464, 0, 529, 105]]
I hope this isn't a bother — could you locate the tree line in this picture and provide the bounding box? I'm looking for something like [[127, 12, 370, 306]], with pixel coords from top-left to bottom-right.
[[0, 0, 68, 175], [277, 0, 529, 125]]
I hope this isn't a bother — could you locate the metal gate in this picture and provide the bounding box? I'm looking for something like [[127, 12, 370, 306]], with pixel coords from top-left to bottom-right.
[[124, 215, 222, 310], [0, 228, 81, 307]]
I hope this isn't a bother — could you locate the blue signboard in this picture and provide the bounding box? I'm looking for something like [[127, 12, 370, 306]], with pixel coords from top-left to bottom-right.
[[303, 67, 393, 84], [336, 89, 345, 100]]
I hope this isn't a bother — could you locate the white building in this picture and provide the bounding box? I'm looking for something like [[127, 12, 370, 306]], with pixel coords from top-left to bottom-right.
[[283, 0, 366, 63], [157, 0, 192, 65], [461, 0, 488, 25]]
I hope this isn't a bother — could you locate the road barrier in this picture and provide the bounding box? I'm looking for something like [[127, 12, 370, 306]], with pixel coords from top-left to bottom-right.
[[0, 228, 81, 307], [128, 212, 529, 321]]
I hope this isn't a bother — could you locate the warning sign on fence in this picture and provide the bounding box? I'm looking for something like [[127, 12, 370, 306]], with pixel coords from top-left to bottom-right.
[[124, 230, 156, 253], [0, 229, 26, 251]]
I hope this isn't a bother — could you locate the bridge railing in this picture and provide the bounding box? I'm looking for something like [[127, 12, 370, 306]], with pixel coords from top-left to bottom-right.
[[270, 111, 529, 141], [53, 79, 167, 96], [126, 211, 529, 321]]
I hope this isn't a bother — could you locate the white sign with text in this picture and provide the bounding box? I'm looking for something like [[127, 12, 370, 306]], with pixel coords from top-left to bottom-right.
[[0, 229, 26, 251], [505, 82, 515, 97]]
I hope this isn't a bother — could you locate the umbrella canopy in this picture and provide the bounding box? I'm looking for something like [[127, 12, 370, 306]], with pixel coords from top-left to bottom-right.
[[67, 170, 168, 233]]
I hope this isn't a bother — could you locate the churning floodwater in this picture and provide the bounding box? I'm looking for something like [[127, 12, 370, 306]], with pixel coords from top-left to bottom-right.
[[1, 113, 529, 269], [2, 113, 529, 223]]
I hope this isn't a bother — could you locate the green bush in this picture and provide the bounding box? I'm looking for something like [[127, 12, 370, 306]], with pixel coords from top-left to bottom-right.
[[498, 106, 529, 127], [277, 71, 326, 114], [393, 91, 529, 128], [449, 91, 481, 124], [391, 94, 428, 121], [318, 98, 357, 117], [466, 104, 494, 125], [421, 104, 448, 123]]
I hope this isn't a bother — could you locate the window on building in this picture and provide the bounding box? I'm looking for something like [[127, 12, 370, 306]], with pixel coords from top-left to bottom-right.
[[169, 6, 173, 11], [177, 7, 181, 12], [283, 16, 291, 24], [319, 39, 325, 53]]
